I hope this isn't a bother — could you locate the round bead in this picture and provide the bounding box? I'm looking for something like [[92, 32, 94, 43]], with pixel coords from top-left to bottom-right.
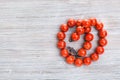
[[60, 49, 69, 57], [76, 19, 82, 27], [84, 27, 91, 33], [99, 38, 107, 46], [66, 55, 75, 64], [57, 32, 65, 40], [76, 26, 85, 35], [89, 18, 97, 26], [99, 29, 107, 38], [57, 41, 66, 49], [78, 48, 86, 57], [90, 53, 99, 61], [83, 41, 92, 50], [60, 24, 69, 32], [74, 58, 83, 67], [71, 32, 80, 41], [85, 33, 94, 41], [96, 46, 104, 55], [82, 19, 91, 28], [96, 22, 103, 30], [67, 18, 76, 28], [83, 57, 91, 65]]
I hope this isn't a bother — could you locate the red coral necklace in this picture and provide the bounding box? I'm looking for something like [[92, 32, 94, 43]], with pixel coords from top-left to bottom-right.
[[57, 18, 107, 67]]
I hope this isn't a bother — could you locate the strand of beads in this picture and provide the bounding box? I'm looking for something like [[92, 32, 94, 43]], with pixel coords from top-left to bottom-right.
[[57, 18, 107, 67]]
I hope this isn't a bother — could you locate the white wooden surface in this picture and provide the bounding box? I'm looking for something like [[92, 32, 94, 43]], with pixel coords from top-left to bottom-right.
[[0, 0, 120, 80]]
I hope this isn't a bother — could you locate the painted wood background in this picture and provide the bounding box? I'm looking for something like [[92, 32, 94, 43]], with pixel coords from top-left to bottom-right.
[[0, 0, 120, 80]]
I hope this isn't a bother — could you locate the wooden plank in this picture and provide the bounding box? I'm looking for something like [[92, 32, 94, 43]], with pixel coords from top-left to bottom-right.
[[0, 0, 119, 80]]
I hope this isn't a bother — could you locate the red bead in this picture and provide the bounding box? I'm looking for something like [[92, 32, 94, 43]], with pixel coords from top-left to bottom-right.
[[57, 32, 65, 40], [67, 18, 76, 28], [83, 57, 91, 65], [82, 19, 91, 28], [71, 32, 80, 41], [96, 22, 103, 30], [60, 24, 69, 32], [76, 19, 82, 27], [89, 18, 97, 26], [66, 55, 75, 64], [76, 26, 85, 35], [57, 41, 66, 49], [84, 27, 91, 33], [99, 29, 107, 38], [78, 48, 86, 57], [96, 46, 104, 55], [90, 53, 99, 61], [60, 49, 69, 57], [99, 38, 107, 46], [85, 33, 94, 41], [83, 41, 92, 50], [74, 58, 83, 67]]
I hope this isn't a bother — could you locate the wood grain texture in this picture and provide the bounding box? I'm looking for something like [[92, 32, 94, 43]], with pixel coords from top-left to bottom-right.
[[0, 0, 120, 80]]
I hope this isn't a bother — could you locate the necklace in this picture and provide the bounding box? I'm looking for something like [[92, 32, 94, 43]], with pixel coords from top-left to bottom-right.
[[57, 18, 107, 67]]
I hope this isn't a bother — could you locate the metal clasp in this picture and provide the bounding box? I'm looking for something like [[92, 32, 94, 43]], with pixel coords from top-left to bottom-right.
[[67, 46, 80, 58]]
